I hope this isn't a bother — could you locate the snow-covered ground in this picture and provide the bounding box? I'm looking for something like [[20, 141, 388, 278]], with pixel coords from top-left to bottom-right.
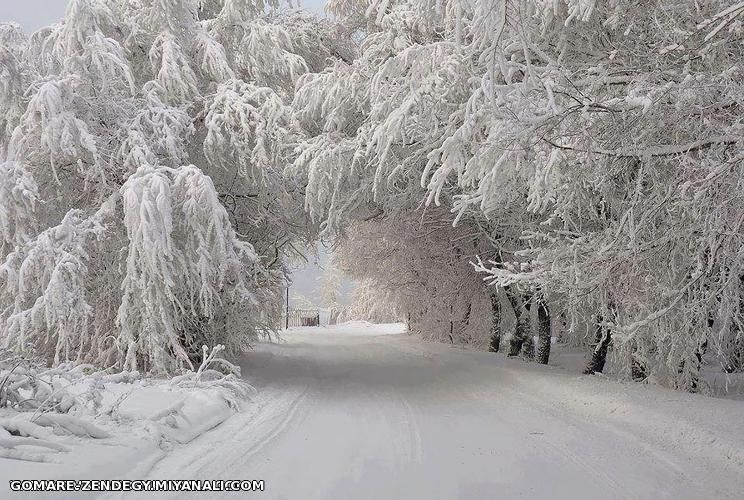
[[0, 348, 251, 499], [293, 320, 407, 335], [3, 322, 744, 499]]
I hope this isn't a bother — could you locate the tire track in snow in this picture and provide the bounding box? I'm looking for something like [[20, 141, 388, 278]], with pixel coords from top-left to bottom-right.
[[114, 329, 744, 500], [400, 395, 423, 464], [529, 432, 630, 498], [141, 385, 310, 483], [234, 385, 310, 465]]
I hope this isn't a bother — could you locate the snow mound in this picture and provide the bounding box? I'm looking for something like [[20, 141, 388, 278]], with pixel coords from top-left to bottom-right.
[[0, 347, 253, 480]]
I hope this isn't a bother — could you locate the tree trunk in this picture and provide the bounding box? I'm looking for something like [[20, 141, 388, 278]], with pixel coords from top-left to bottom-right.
[[632, 359, 647, 381], [488, 292, 501, 353], [448, 304, 454, 344], [462, 302, 472, 326], [631, 344, 647, 381], [583, 317, 612, 374], [724, 336, 743, 373], [522, 335, 535, 360], [687, 339, 708, 392], [506, 289, 531, 357], [536, 298, 551, 364], [557, 310, 568, 344], [724, 276, 744, 373]]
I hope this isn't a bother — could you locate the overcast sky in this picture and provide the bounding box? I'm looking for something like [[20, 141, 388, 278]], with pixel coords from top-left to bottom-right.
[[0, 0, 327, 31], [0, 0, 68, 31]]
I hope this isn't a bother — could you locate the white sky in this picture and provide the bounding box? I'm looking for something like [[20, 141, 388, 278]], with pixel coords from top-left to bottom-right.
[[0, 0, 68, 31], [289, 245, 356, 307]]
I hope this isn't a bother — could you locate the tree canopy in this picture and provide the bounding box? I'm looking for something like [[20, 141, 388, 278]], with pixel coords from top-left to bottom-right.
[[1, 0, 742, 391]]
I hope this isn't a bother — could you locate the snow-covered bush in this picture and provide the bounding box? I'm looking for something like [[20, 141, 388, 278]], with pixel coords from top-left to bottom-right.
[[0, 348, 111, 461], [1, 345, 252, 462]]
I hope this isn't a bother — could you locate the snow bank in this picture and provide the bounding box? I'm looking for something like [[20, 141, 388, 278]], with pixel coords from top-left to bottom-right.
[[513, 354, 744, 475], [0, 348, 253, 485]]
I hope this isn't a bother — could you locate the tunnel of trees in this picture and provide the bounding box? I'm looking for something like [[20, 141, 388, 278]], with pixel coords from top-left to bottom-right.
[[0, 0, 742, 392]]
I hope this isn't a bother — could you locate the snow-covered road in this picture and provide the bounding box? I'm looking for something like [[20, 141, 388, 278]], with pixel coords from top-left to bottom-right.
[[139, 324, 744, 500]]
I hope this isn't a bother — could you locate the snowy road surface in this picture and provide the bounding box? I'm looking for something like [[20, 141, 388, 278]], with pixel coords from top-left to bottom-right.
[[136, 324, 744, 500]]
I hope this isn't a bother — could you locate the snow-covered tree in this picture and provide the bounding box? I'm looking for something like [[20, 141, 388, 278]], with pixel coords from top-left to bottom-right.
[[0, 1, 352, 372], [333, 209, 502, 349], [3, 0, 742, 393], [290, 0, 542, 356], [449, 0, 744, 389], [319, 254, 343, 325], [291, 0, 744, 390], [339, 279, 400, 324]]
